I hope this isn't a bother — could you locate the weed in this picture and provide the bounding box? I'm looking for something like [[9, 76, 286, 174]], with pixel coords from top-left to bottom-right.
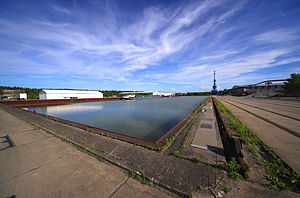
[[174, 150, 180, 157], [199, 185, 204, 190], [224, 187, 232, 193], [154, 172, 159, 176], [224, 157, 243, 179], [178, 181, 182, 186], [130, 171, 136, 178], [196, 155, 203, 163], [189, 190, 193, 198], [259, 158, 299, 190], [143, 178, 152, 185]]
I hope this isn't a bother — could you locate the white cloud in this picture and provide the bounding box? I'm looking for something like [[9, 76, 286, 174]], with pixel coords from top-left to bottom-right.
[[253, 29, 299, 43]]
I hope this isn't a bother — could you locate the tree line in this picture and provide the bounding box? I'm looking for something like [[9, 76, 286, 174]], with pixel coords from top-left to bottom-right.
[[0, 86, 139, 99]]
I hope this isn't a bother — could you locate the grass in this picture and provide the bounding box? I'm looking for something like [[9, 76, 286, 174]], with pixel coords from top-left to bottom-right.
[[214, 97, 300, 191]]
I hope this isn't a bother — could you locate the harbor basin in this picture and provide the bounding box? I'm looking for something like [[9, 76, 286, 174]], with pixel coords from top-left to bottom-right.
[[25, 96, 207, 142]]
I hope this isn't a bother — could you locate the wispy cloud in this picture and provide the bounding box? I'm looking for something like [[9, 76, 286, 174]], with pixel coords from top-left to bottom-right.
[[0, 0, 299, 91], [253, 29, 299, 43]]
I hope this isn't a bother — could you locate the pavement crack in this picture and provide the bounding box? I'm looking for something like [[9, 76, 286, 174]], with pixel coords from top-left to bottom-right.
[[109, 177, 130, 198], [109, 146, 119, 156]]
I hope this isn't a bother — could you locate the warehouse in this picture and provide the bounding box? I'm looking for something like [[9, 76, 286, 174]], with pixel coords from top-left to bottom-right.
[[229, 79, 286, 97], [39, 90, 103, 100]]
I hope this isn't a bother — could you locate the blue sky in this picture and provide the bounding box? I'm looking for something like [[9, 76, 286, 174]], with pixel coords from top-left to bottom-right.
[[0, 0, 300, 92]]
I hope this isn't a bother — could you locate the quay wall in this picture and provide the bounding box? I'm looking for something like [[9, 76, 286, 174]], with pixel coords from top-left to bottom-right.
[[0, 98, 121, 107]]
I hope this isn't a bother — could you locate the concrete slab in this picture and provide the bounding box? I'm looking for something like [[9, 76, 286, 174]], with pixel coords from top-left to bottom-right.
[[9, 129, 52, 146], [191, 119, 217, 150], [112, 178, 171, 198], [223, 97, 300, 134], [225, 97, 300, 120], [0, 109, 35, 136], [218, 97, 300, 174], [0, 136, 75, 183], [180, 98, 226, 165], [0, 150, 129, 198], [191, 107, 218, 150], [0, 105, 174, 198]]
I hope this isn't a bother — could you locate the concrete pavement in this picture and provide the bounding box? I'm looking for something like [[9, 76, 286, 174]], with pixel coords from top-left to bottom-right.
[[223, 96, 300, 133], [0, 108, 173, 198], [216, 96, 300, 174]]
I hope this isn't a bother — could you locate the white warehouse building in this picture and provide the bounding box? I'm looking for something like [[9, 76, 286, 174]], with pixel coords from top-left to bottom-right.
[[39, 90, 103, 100]]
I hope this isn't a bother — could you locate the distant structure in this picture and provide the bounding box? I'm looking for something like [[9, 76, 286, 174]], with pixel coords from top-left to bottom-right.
[[1, 90, 16, 100], [211, 70, 218, 95], [16, 93, 27, 100], [228, 79, 287, 97], [119, 91, 175, 99], [39, 90, 103, 100]]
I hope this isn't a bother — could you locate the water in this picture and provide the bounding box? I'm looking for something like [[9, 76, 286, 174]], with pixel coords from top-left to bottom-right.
[[25, 96, 207, 142]]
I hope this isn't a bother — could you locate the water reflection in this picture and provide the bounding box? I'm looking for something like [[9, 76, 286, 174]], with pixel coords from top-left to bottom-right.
[[26, 96, 207, 141], [26, 103, 104, 114]]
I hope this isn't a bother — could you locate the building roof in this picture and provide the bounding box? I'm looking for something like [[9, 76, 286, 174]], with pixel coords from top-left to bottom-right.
[[2, 90, 16, 92], [255, 83, 284, 87], [40, 89, 102, 94]]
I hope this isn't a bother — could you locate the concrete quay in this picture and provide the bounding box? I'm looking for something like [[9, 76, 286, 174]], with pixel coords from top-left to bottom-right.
[[1, 101, 299, 198], [180, 97, 226, 165], [216, 96, 300, 174], [0, 107, 173, 198], [0, 104, 221, 197]]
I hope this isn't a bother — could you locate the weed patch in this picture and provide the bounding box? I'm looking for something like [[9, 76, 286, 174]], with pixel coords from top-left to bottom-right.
[[214, 98, 300, 191]]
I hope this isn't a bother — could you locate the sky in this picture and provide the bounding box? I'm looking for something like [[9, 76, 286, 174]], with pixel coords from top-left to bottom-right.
[[0, 0, 300, 92]]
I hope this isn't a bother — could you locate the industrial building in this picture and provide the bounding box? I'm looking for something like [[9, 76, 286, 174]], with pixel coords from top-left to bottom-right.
[[1, 90, 16, 100], [119, 91, 175, 99], [39, 90, 103, 100], [229, 79, 286, 97], [16, 93, 27, 100]]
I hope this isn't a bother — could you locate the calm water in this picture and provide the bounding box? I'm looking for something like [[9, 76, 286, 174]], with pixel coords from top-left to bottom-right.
[[25, 96, 207, 141]]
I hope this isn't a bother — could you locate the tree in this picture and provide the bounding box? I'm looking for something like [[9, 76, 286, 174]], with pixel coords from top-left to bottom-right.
[[284, 73, 300, 96]]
